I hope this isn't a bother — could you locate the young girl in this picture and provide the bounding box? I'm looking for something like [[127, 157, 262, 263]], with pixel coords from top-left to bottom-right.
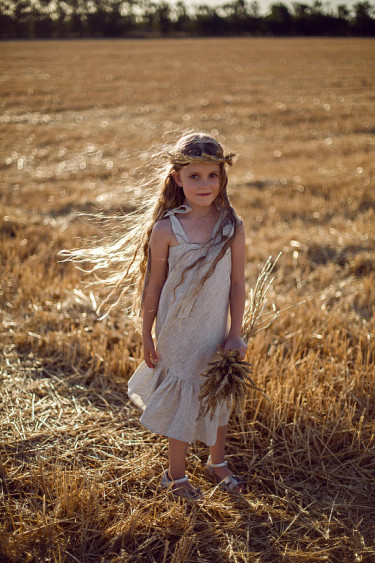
[[127, 132, 247, 498]]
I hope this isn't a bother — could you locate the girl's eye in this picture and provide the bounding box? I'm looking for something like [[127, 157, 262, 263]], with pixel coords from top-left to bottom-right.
[[210, 173, 218, 178]]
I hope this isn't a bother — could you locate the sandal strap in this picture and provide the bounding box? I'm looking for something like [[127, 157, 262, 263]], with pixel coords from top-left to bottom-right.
[[221, 474, 244, 491], [206, 455, 228, 468], [168, 474, 188, 485], [163, 471, 188, 485], [161, 471, 202, 499], [171, 475, 188, 485], [208, 461, 228, 468]]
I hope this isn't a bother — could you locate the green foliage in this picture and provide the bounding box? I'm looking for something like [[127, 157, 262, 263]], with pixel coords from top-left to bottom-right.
[[0, 0, 374, 38]]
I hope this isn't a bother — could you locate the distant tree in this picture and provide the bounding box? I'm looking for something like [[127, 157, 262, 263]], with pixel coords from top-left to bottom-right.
[[353, 1, 375, 34], [155, 1, 172, 35], [222, 0, 250, 34], [52, 0, 66, 36], [308, 0, 341, 34], [104, 0, 135, 36], [310, 0, 323, 14], [292, 2, 316, 34], [63, 0, 86, 36], [266, 3, 292, 34], [354, 0, 374, 17], [249, 0, 260, 17], [246, 0, 261, 33], [105, 0, 121, 36], [337, 3, 351, 19], [139, 0, 157, 32], [0, 0, 16, 37], [13, 0, 33, 37], [195, 4, 228, 35], [332, 3, 351, 33], [1, 0, 375, 39], [292, 2, 310, 18], [86, 0, 105, 36], [35, 0, 55, 37], [223, 0, 248, 19], [174, 1, 191, 33]]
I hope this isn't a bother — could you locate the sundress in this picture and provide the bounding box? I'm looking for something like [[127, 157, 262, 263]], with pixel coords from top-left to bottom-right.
[[127, 204, 233, 446]]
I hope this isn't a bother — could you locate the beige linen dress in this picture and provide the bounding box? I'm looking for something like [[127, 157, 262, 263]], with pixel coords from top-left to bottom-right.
[[128, 205, 233, 446]]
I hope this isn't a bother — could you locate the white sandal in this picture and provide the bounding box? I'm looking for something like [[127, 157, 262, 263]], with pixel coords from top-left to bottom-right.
[[161, 470, 202, 499], [205, 456, 246, 493]]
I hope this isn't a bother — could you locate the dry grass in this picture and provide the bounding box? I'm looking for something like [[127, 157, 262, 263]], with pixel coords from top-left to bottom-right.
[[1, 38, 375, 562]]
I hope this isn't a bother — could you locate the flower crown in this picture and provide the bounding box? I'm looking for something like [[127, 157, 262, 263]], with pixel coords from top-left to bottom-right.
[[168, 151, 236, 167]]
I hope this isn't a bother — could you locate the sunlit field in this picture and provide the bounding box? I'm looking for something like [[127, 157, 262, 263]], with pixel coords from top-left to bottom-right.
[[1, 38, 375, 562]]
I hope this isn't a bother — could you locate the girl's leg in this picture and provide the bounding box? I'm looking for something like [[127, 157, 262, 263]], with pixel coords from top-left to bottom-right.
[[168, 437, 198, 493], [209, 424, 245, 492], [209, 424, 228, 466], [168, 437, 189, 479]]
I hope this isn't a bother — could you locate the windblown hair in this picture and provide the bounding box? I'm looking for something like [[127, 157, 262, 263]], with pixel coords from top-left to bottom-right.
[[60, 131, 241, 321]]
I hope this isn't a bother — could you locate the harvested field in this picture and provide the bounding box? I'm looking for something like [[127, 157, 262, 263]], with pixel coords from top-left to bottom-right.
[[1, 38, 375, 562]]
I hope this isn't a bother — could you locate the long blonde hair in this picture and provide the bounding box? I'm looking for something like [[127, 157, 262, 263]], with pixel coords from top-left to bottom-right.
[[60, 131, 240, 319]]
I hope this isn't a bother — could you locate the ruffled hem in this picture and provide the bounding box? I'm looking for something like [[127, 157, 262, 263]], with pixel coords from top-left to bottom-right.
[[127, 361, 231, 447]]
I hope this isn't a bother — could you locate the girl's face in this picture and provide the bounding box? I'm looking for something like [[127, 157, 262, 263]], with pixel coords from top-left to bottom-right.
[[172, 163, 221, 210]]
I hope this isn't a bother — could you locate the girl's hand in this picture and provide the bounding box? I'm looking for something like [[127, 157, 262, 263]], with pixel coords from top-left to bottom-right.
[[222, 335, 247, 360], [143, 334, 159, 368]]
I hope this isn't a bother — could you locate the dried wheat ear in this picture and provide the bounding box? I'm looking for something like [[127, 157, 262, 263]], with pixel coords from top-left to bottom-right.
[[197, 349, 268, 421]]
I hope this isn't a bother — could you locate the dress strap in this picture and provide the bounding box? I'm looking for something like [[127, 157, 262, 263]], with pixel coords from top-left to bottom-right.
[[169, 216, 189, 244], [222, 221, 234, 238], [141, 205, 192, 310], [162, 204, 192, 244]]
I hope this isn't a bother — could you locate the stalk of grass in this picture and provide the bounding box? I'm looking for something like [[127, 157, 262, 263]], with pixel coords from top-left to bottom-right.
[[241, 252, 282, 342]]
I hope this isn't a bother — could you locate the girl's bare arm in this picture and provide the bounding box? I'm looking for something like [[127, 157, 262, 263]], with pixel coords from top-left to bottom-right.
[[223, 222, 247, 359], [142, 220, 171, 368]]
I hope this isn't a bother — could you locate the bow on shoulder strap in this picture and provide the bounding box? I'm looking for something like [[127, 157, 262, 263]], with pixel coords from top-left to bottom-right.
[[162, 204, 192, 219], [162, 205, 192, 245]]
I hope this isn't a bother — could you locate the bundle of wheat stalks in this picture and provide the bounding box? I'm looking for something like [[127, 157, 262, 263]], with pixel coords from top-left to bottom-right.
[[199, 253, 290, 420], [198, 349, 267, 419]]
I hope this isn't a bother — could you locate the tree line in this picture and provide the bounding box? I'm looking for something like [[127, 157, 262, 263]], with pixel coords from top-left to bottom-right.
[[1, 0, 374, 39]]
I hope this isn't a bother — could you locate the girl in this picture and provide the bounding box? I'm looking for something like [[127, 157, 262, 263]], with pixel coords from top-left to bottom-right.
[[127, 132, 247, 498]]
